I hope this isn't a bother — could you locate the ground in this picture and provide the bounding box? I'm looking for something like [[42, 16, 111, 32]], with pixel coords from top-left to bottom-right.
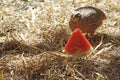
[[0, 0, 120, 80]]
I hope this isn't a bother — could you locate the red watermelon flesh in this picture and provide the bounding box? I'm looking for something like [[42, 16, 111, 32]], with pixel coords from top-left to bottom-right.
[[64, 28, 93, 55]]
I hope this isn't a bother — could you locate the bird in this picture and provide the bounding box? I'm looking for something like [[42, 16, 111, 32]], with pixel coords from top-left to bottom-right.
[[69, 6, 106, 38]]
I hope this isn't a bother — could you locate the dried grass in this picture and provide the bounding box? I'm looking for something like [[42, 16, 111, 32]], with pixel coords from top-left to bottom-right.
[[0, 0, 120, 80]]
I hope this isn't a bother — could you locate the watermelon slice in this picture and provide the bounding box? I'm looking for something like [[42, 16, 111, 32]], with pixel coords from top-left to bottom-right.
[[64, 28, 93, 56]]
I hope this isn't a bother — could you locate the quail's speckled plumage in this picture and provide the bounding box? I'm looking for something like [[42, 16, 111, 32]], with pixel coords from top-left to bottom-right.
[[69, 6, 106, 37]]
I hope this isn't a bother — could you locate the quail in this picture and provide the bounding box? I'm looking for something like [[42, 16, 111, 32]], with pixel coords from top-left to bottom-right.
[[69, 6, 106, 37]]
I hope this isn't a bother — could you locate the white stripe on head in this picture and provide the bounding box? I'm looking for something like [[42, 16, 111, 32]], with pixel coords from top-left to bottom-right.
[[73, 8, 96, 19]]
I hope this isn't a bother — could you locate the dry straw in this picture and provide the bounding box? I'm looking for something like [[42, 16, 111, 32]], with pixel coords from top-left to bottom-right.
[[0, 0, 120, 80]]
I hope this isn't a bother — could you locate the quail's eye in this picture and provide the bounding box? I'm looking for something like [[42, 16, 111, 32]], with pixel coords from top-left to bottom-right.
[[71, 15, 74, 18], [75, 13, 81, 17]]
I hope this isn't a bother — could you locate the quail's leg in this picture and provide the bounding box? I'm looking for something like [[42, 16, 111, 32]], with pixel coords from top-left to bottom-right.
[[85, 31, 95, 45], [86, 32, 94, 39]]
